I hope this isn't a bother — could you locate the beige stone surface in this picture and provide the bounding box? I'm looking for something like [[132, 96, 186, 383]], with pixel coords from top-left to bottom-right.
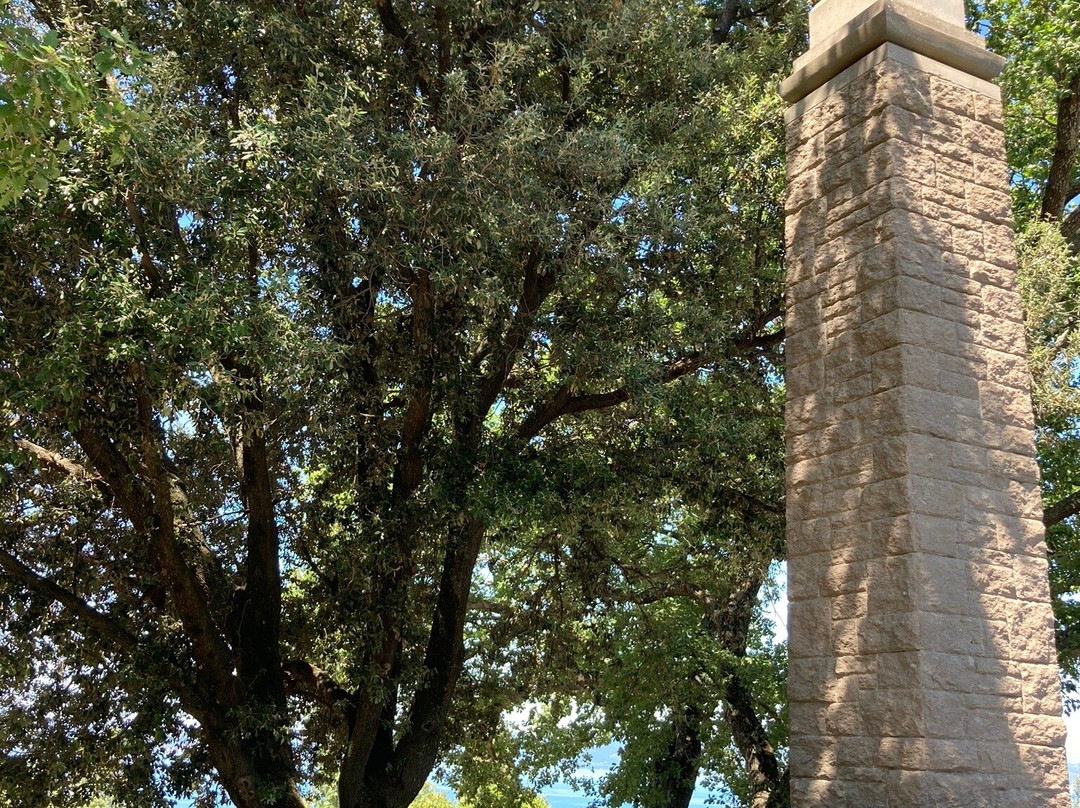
[[784, 44, 1070, 808], [810, 0, 965, 46]]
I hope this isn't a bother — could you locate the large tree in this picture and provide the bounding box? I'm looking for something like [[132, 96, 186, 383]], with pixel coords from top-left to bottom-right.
[[0, 1, 799, 807], [439, 32, 795, 808], [976, 0, 1080, 684]]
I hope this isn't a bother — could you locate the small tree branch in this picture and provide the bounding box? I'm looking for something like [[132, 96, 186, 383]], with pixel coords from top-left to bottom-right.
[[1046, 490, 1080, 528], [124, 189, 165, 291], [0, 535, 213, 721], [0, 538, 139, 653], [517, 354, 707, 441], [14, 437, 112, 501]]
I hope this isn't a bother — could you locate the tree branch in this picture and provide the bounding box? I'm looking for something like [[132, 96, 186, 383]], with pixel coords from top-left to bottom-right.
[[385, 515, 487, 804], [373, 0, 432, 99], [1046, 490, 1080, 528], [1043, 71, 1080, 221], [0, 542, 139, 653], [1062, 204, 1080, 244], [124, 189, 165, 292], [221, 356, 286, 712], [709, 0, 743, 46], [14, 437, 112, 501], [516, 354, 707, 441], [466, 246, 556, 439], [75, 403, 237, 710], [599, 580, 706, 606], [0, 534, 211, 723], [283, 660, 353, 711]]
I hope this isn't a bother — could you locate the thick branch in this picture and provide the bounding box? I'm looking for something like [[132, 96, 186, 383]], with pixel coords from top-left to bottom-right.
[[652, 705, 703, 808], [707, 576, 785, 808], [1043, 71, 1080, 221], [467, 247, 555, 437], [720, 486, 784, 517], [222, 354, 286, 710], [74, 415, 237, 709], [733, 325, 785, 358], [599, 580, 705, 606], [283, 660, 353, 711], [393, 266, 436, 500], [373, 0, 432, 99], [374, 0, 410, 42], [380, 516, 487, 807], [339, 269, 439, 808], [0, 543, 138, 652], [14, 437, 112, 500], [517, 354, 706, 441], [1062, 204, 1080, 245], [709, 0, 742, 46], [1046, 490, 1080, 528]]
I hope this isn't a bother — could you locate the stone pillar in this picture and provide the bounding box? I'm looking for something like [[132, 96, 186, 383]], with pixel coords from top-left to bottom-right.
[[780, 1, 1071, 806]]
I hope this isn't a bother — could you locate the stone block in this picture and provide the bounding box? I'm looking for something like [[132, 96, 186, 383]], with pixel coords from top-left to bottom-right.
[[917, 554, 973, 615], [908, 475, 964, 518], [1008, 714, 1068, 747], [969, 257, 1013, 288], [966, 182, 1013, 225], [1009, 608, 1057, 665], [832, 591, 869, 620], [920, 611, 985, 655], [1018, 662, 1065, 715], [862, 612, 921, 653], [969, 560, 1016, 599], [966, 119, 1008, 161], [983, 222, 1020, 270], [978, 313, 1030, 357], [979, 381, 1036, 429], [787, 170, 822, 214], [1015, 556, 1053, 602], [930, 74, 976, 118], [787, 481, 826, 524], [875, 64, 934, 118]]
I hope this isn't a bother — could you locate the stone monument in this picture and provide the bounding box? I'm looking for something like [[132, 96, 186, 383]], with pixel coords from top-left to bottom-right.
[[780, 1, 1071, 805]]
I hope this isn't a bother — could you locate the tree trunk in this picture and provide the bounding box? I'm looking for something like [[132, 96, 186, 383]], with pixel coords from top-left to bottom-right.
[[1042, 71, 1080, 221], [653, 705, 705, 808], [707, 577, 788, 808]]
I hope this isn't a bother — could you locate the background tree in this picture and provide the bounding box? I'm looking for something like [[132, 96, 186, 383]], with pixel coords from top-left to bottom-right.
[[440, 8, 799, 808], [977, 0, 1080, 686]]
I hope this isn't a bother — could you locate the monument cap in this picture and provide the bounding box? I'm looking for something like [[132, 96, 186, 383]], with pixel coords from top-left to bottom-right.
[[810, 0, 965, 45], [780, 0, 1001, 104]]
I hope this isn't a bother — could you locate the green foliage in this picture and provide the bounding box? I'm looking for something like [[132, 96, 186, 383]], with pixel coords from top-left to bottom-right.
[[409, 785, 455, 808], [0, 2, 142, 207], [977, 0, 1080, 221], [1017, 222, 1080, 430], [0, 0, 796, 805]]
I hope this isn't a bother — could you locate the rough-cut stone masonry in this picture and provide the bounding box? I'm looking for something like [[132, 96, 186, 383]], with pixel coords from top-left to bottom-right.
[[784, 47, 1071, 808]]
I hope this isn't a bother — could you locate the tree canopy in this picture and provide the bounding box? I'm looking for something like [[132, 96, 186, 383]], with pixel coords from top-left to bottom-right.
[[3, 2, 1080, 808], [0, 0, 799, 807]]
